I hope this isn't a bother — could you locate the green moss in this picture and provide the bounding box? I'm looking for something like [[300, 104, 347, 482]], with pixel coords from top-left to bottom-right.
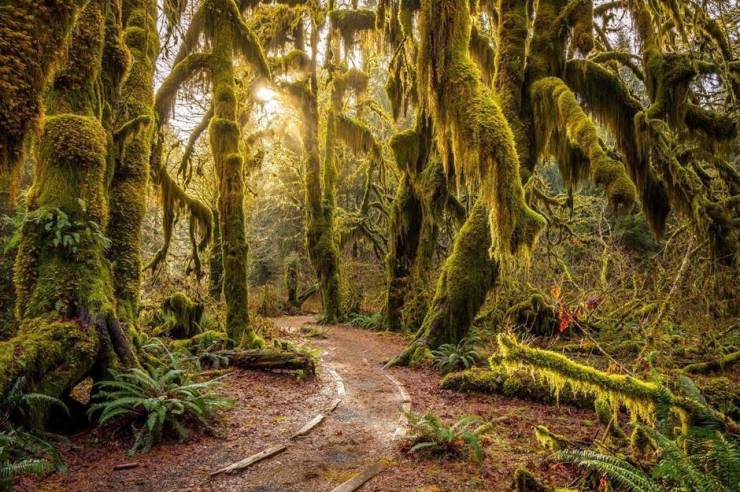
[[328, 8, 376, 49], [530, 77, 637, 211], [108, 0, 159, 328], [0, 0, 87, 204], [534, 425, 568, 452], [159, 292, 205, 339], [417, 0, 545, 259], [440, 367, 594, 408], [497, 334, 738, 433]]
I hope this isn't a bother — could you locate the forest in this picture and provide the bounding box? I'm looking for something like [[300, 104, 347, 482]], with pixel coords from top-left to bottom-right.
[[0, 0, 738, 490]]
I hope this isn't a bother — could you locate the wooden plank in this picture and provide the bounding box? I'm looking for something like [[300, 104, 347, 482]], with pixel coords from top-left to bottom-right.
[[329, 367, 346, 397], [210, 444, 287, 477], [330, 462, 385, 492], [328, 397, 342, 413], [384, 373, 411, 403], [292, 413, 325, 438], [113, 462, 139, 471]]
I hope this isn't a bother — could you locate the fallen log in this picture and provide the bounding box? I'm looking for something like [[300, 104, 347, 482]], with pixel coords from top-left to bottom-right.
[[682, 350, 740, 374], [330, 462, 385, 492], [226, 348, 316, 375]]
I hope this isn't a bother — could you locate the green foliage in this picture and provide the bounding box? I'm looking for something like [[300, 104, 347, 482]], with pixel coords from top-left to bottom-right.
[[348, 312, 384, 331], [554, 426, 740, 492], [405, 412, 492, 463], [25, 202, 110, 255], [88, 355, 231, 454], [0, 380, 67, 490], [431, 333, 483, 374]]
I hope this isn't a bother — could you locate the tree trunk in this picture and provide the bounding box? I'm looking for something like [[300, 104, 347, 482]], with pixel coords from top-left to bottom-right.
[[208, 208, 224, 300], [388, 200, 497, 366], [107, 0, 158, 329], [0, 0, 135, 399], [382, 175, 423, 330], [0, 0, 88, 340], [208, 10, 255, 345]]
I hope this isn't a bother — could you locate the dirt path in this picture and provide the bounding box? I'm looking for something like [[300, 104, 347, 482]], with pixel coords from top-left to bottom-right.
[[26, 316, 598, 491], [212, 317, 409, 491]]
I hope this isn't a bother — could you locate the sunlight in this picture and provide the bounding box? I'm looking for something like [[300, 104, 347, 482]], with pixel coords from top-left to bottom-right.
[[255, 85, 276, 103]]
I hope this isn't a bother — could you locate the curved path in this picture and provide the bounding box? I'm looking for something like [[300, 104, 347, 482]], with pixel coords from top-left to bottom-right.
[[209, 316, 409, 491]]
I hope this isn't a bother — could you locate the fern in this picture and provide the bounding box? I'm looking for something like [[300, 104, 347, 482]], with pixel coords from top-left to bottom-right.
[[348, 312, 384, 330], [0, 381, 67, 490], [88, 355, 231, 455], [431, 334, 482, 374], [554, 448, 659, 492], [406, 412, 492, 463], [554, 426, 740, 492]]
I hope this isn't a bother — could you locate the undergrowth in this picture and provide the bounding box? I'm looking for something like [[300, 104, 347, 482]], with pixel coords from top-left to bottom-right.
[[405, 412, 493, 463]]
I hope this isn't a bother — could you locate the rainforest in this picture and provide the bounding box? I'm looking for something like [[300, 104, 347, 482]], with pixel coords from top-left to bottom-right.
[[0, 0, 738, 490]]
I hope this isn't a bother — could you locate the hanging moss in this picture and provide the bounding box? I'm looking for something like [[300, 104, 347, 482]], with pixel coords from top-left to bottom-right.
[[564, 59, 671, 236], [530, 77, 637, 211], [248, 4, 308, 51], [417, 0, 545, 259], [159, 292, 205, 339], [335, 113, 382, 159], [469, 24, 496, 84], [328, 8, 376, 49]]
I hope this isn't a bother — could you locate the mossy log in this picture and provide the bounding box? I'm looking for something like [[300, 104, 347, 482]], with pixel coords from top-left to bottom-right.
[[440, 368, 594, 409], [498, 334, 739, 434], [227, 348, 315, 375], [681, 351, 740, 374]]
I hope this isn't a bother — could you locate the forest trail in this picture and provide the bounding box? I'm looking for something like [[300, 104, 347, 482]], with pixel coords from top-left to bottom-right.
[[213, 316, 407, 491], [27, 316, 412, 492]]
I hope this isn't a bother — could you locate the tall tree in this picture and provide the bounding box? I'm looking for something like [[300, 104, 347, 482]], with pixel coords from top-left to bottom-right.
[[152, 0, 269, 345], [0, 0, 136, 400], [0, 0, 90, 339]]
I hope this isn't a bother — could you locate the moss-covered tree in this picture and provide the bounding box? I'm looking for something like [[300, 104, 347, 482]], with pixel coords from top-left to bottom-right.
[[0, 0, 90, 339], [0, 0, 135, 400], [150, 0, 269, 345]]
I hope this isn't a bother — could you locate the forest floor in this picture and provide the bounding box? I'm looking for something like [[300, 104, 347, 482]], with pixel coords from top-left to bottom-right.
[[22, 316, 599, 491]]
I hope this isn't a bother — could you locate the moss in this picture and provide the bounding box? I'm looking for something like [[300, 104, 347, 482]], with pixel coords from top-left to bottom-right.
[[417, 0, 545, 259], [440, 367, 594, 408], [0, 0, 87, 206], [390, 201, 498, 365], [497, 334, 738, 433], [328, 8, 376, 49], [534, 425, 569, 452], [530, 77, 637, 211], [108, 0, 159, 328], [564, 59, 671, 237], [512, 468, 553, 492], [160, 292, 205, 339]]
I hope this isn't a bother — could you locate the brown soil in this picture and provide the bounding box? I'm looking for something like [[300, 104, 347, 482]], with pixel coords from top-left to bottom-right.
[[23, 316, 598, 491]]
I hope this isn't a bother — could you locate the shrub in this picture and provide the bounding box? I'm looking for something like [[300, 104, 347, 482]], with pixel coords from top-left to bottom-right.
[[348, 312, 384, 330], [1, 381, 67, 490], [88, 361, 231, 454], [431, 334, 482, 373], [405, 412, 492, 463]]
